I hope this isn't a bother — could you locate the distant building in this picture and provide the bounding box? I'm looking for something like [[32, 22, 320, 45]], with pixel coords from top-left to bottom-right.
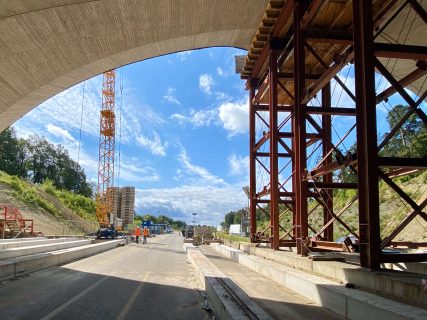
[[110, 186, 135, 227], [229, 224, 241, 235]]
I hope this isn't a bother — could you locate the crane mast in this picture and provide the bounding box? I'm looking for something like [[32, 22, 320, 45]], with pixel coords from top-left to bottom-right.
[[96, 70, 116, 227]]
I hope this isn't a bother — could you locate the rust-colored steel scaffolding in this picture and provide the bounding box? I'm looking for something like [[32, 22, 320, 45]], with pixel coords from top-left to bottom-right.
[[96, 70, 116, 226], [243, 0, 427, 269]]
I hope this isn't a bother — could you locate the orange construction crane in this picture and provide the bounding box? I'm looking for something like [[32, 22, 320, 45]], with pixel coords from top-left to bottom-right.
[[96, 70, 116, 236]]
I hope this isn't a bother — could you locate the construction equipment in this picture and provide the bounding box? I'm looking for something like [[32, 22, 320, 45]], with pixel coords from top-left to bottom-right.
[[95, 70, 117, 239]]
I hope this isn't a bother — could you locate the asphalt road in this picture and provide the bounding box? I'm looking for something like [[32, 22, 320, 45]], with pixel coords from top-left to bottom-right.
[[0, 233, 210, 320]]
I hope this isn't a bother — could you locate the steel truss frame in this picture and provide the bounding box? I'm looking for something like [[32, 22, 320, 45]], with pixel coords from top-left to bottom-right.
[[247, 0, 427, 269]]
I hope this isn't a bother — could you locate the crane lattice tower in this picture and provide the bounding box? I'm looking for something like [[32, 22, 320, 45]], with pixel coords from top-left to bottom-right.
[[96, 70, 116, 226]]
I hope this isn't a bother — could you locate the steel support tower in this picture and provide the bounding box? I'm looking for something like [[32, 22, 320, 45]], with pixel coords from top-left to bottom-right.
[[242, 0, 427, 269], [96, 70, 116, 226]]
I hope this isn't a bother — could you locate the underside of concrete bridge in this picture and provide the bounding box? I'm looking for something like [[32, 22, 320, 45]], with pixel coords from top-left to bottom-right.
[[0, 0, 426, 271], [0, 0, 267, 132]]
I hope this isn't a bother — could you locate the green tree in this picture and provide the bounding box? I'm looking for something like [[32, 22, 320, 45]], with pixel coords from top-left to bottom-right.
[[0, 127, 26, 177], [381, 104, 427, 157]]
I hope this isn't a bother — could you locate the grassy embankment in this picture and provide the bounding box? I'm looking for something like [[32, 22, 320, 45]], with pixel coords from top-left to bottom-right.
[[0, 171, 96, 222]]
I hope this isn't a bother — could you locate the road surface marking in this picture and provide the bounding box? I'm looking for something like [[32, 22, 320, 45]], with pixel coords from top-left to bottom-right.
[[116, 271, 151, 320], [40, 276, 108, 320]]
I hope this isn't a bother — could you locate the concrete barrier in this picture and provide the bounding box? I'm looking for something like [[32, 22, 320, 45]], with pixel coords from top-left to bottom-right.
[[0, 237, 47, 243], [184, 244, 272, 320], [0, 239, 125, 280], [238, 243, 426, 308], [211, 244, 427, 320], [0, 238, 71, 249], [0, 239, 92, 259]]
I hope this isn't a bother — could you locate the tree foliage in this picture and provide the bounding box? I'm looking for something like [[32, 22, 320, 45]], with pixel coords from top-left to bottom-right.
[[0, 127, 92, 197], [135, 213, 187, 230]]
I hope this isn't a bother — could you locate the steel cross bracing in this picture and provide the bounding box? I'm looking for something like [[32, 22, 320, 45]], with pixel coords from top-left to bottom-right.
[[244, 0, 427, 269]]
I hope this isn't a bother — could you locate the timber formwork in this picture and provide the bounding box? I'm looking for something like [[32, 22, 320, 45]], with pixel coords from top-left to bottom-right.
[[243, 0, 427, 269]]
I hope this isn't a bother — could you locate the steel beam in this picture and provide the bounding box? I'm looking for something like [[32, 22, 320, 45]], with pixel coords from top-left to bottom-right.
[[294, 0, 309, 256], [249, 79, 257, 241], [269, 46, 280, 250], [306, 106, 356, 116], [408, 0, 427, 25], [353, 0, 381, 270], [378, 157, 427, 168], [376, 60, 427, 104], [322, 83, 334, 242], [374, 43, 427, 60]]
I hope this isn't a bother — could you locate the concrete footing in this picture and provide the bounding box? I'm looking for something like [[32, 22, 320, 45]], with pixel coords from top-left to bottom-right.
[[211, 244, 426, 320], [235, 243, 426, 308]]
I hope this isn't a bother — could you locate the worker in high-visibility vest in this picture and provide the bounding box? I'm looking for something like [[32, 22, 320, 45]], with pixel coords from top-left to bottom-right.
[[135, 226, 141, 244], [143, 227, 149, 244]]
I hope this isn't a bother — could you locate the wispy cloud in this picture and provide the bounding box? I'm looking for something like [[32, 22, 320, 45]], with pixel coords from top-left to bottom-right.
[[178, 148, 225, 186], [118, 156, 159, 183], [199, 74, 215, 95], [171, 108, 217, 127], [228, 154, 249, 176], [46, 124, 76, 142], [163, 87, 181, 105], [176, 50, 192, 61], [136, 132, 168, 156], [218, 101, 248, 136]]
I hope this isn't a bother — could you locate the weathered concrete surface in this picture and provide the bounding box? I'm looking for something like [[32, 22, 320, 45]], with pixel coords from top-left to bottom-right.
[[212, 243, 427, 320], [0, 233, 210, 320], [0, 237, 67, 249], [237, 242, 427, 308], [0, 239, 124, 280], [185, 243, 272, 320], [0, 239, 92, 259], [0, 0, 268, 131], [199, 244, 343, 320]]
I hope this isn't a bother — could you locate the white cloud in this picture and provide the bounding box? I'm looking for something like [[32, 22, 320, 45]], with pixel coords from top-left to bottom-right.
[[136, 132, 168, 156], [163, 87, 181, 105], [136, 185, 247, 226], [218, 101, 248, 136], [46, 124, 76, 142], [228, 154, 249, 176], [178, 148, 225, 186], [118, 157, 159, 183], [171, 108, 217, 127], [217, 67, 224, 76], [176, 50, 192, 61], [199, 74, 215, 94], [215, 91, 231, 101]]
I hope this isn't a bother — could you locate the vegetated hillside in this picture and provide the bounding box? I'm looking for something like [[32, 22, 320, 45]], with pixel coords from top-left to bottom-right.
[[0, 171, 97, 236], [328, 170, 427, 242], [223, 171, 427, 243]]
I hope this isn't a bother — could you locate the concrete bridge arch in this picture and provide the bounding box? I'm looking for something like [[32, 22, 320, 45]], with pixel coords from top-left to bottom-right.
[[0, 0, 267, 131]]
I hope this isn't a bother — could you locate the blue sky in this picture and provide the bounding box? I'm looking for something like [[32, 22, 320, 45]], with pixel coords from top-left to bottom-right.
[[12, 47, 426, 226], [13, 47, 251, 226]]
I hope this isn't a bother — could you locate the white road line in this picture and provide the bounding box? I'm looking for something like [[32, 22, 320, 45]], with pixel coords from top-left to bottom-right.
[[40, 276, 108, 320], [116, 271, 151, 320]]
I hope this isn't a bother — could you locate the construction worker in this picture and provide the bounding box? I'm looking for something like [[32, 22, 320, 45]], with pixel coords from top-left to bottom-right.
[[143, 227, 149, 244], [135, 226, 141, 244]]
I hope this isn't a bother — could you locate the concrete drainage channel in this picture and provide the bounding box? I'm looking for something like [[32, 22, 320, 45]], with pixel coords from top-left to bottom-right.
[[0, 237, 125, 280], [184, 243, 272, 320]]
